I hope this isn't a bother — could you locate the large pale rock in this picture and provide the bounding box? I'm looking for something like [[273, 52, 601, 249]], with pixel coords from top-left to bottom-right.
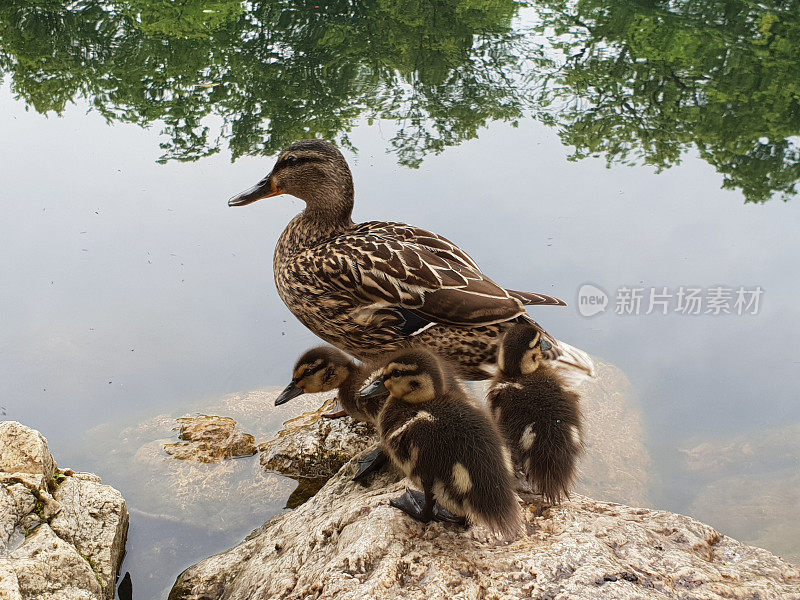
[[0, 421, 56, 489], [50, 474, 129, 593], [0, 482, 37, 552], [6, 524, 103, 600], [0, 561, 23, 600], [0, 422, 129, 600], [164, 415, 257, 463], [259, 398, 377, 479], [170, 452, 800, 600]]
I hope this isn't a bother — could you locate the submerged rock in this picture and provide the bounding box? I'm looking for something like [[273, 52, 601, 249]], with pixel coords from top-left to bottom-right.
[[0, 421, 129, 600], [164, 415, 257, 462], [682, 423, 800, 565], [170, 449, 800, 600]]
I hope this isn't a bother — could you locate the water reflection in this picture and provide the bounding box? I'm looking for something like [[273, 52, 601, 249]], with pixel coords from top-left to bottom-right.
[[533, 0, 800, 203], [0, 0, 533, 166], [0, 0, 798, 200]]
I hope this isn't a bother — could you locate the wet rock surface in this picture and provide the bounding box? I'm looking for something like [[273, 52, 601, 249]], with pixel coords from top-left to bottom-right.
[[258, 397, 377, 480], [0, 421, 129, 600], [170, 449, 800, 600], [164, 415, 257, 462]]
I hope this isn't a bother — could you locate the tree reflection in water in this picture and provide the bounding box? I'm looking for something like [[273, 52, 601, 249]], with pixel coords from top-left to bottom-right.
[[0, 0, 798, 202]]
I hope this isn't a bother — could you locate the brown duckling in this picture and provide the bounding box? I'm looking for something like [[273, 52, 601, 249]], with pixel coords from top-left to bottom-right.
[[488, 324, 584, 504], [275, 346, 385, 424], [362, 349, 523, 538], [275, 346, 390, 480], [228, 139, 593, 380]]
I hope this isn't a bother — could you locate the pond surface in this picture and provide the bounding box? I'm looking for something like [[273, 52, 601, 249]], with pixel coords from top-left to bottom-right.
[[1, 1, 799, 598]]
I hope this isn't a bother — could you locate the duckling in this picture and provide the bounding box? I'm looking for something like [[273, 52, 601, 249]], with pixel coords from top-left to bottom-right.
[[275, 346, 385, 424], [362, 349, 523, 538], [488, 324, 584, 504], [228, 139, 593, 380]]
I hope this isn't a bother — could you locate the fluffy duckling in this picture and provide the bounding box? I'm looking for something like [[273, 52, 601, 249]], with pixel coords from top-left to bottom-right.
[[488, 324, 584, 504], [362, 349, 523, 538], [275, 346, 384, 424], [276, 346, 390, 481]]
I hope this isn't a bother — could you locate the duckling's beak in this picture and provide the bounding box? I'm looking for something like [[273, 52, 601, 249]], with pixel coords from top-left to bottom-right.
[[359, 378, 388, 399], [275, 381, 304, 406], [228, 174, 282, 207]]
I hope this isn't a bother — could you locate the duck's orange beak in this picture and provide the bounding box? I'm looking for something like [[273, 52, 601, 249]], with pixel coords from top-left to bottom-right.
[[228, 175, 283, 207]]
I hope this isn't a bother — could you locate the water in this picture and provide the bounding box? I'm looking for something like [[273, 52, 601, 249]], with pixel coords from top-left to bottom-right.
[[1, 1, 799, 597]]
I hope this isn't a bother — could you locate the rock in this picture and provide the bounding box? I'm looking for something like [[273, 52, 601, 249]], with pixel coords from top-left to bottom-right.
[[164, 415, 257, 462], [259, 398, 377, 479], [0, 421, 56, 489], [6, 524, 103, 599], [0, 561, 23, 600], [0, 421, 129, 600], [682, 423, 800, 565], [50, 475, 129, 592], [170, 451, 800, 600]]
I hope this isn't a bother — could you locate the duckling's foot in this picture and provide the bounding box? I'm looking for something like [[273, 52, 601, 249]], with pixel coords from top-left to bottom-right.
[[321, 400, 347, 419], [402, 489, 467, 525], [353, 446, 388, 484], [390, 489, 433, 523], [390, 489, 467, 526]]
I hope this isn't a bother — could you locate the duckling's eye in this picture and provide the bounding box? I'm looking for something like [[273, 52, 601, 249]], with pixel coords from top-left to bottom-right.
[[386, 369, 398, 379], [286, 155, 297, 165]]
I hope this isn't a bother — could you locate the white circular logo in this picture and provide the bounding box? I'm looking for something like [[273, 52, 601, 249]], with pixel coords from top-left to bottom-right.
[[577, 283, 608, 317]]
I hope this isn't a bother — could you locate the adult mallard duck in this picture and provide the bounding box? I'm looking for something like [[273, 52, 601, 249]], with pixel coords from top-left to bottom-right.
[[228, 139, 592, 379]]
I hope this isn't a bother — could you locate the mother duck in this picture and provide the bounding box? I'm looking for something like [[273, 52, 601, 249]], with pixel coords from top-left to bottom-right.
[[228, 139, 592, 379]]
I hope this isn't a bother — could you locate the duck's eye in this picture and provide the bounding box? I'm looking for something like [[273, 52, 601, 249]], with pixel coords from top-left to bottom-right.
[[386, 370, 398, 379], [286, 155, 297, 165]]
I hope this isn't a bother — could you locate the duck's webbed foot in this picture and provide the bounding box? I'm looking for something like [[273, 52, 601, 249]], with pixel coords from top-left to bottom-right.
[[404, 489, 467, 524], [321, 400, 347, 419], [390, 488, 434, 523], [353, 446, 389, 484], [390, 488, 467, 526]]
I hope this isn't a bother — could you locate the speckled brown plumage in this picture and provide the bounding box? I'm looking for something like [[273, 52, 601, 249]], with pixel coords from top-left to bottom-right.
[[229, 139, 593, 380]]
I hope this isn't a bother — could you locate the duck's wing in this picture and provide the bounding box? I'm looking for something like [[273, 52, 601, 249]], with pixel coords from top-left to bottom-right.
[[320, 222, 559, 328], [375, 225, 566, 306]]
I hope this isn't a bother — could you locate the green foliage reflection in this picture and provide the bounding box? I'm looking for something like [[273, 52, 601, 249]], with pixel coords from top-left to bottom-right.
[[0, 0, 798, 201], [534, 0, 800, 202]]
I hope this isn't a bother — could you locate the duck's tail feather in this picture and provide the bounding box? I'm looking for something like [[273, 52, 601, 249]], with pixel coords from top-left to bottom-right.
[[549, 338, 595, 382], [508, 289, 567, 307]]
